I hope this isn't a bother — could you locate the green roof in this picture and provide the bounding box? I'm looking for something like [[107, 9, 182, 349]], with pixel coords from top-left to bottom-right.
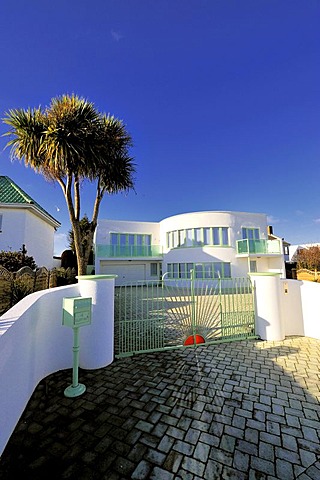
[[0, 176, 60, 227]]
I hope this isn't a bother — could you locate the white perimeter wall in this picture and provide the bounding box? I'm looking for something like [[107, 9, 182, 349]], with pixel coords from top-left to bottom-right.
[[252, 275, 320, 341], [0, 276, 115, 456], [0, 208, 56, 268]]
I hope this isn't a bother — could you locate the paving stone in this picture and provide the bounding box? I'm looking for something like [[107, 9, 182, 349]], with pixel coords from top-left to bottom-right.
[[131, 460, 153, 480], [193, 442, 210, 462], [163, 450, 183, 473], [237, 439, 258, 456], [203, 458, 224, 479], [209, 447, 233, 466], [233, 449, 249, 472], [181, 456, 205, 476], [251, 456, 275, 476], [299, 448, 317, 468], [173, 439, 194, 456], [219, 434, 236, 453], [127, 442, 147, 462], [150, 466, 174, 480], [166, 425, 185, 440]]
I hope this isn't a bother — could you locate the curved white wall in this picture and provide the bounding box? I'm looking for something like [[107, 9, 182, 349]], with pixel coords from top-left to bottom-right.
[[0, 276, 116, 456]]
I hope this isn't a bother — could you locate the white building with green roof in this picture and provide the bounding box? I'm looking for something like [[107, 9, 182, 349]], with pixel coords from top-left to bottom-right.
[[0, 176, 60, 268]]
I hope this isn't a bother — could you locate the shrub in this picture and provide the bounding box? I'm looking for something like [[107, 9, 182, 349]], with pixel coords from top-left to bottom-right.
[[0, 249, 37, 272], [11, 278, 33, 306]]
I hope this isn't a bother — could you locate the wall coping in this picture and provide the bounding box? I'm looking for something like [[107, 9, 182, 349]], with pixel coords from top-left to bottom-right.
[[76, 274, 118, 281]]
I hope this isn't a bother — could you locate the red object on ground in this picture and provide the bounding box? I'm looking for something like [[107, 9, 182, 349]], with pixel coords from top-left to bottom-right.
[[184, 334, 205, 346]]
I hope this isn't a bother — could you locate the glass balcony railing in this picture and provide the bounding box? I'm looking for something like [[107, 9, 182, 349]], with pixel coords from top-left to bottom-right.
[[236, 239, 282, 255], [96, 244, 163, 258]]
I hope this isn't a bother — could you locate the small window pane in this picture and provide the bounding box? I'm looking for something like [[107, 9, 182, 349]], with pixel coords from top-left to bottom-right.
[[203, 228, 211, 245], [222, 228, 228, 245], [120, 234, 126, 246], [224, 263, 231, 278], [173, 264, 179, 278], [195, 264, 203, 278], [204, 263, 213, 279], [173, 231, 178, 248], [179, 230, 186, 247], [186, 229, 193, 247], [128, 234, 135, 246], [110, 233, 118, 245], [213, 228, 220, 245], [186, 263, 193, 278], [195, 228, 202, 245], [214, 263, 222, 278], [179, 263, 186, 278], [151, 263, 158, 276]]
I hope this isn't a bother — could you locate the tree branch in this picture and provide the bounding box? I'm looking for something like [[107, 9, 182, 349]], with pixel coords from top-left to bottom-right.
[[74, 175, 80, 221]]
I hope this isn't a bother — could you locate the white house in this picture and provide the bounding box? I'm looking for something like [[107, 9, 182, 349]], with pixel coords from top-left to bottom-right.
[[94, 211, 285, 285], [0, 176, 61, 268]]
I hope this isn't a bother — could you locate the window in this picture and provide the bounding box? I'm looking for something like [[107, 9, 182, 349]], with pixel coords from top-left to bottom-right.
[[194, 228, 202, 246], [166, 226, 229, 248], [242, 227, 260, 240], [110, 233, 117, 245], [186, 229, 193, 247], [203, 228, 211, 245], [109, 233, 152, 255], [178, 230, 186, 247], [0, 214, 2, 232], [150, 263, 158, 276], [250, 260, 257, 273], [166, 262, 231, 279]]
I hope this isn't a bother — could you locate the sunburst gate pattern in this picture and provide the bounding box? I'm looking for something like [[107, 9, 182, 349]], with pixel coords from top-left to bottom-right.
[[114, 276, 256, 357]]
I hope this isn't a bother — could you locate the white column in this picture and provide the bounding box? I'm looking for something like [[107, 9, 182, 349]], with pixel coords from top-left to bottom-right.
[[249, 273, 284, 341], [76, 274, 117, 369]]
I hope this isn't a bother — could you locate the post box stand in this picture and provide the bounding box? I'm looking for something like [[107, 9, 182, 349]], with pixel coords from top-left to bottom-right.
[[62, 297, 92, 398]]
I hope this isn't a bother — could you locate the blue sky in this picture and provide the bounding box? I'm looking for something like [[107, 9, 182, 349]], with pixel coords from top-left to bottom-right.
[[0, 0, 319, 255]]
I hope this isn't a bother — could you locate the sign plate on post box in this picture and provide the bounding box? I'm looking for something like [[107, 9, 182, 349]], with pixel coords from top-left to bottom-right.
[[63, 297, 92, 328], [62, 297, 92, 398]]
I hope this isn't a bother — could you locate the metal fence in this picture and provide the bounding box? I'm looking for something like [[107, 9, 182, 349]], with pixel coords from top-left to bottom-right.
[[114, 274, 256, 357]]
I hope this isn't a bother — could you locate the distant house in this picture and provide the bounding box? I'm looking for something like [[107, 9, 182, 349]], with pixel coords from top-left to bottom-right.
[[289, 243, 320, 262], [94, 211, 286, 285], [0, 176, 60, 268]]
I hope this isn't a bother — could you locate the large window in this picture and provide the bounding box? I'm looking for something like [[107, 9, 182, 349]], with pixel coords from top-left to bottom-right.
[[110, 233, 152, 254], [166, 262, 231, 279], [166, 227, 229, 248], [242, 227, 260, 240]]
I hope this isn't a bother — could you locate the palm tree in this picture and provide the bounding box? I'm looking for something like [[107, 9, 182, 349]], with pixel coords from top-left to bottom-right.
[[3, 94, 135, 275]]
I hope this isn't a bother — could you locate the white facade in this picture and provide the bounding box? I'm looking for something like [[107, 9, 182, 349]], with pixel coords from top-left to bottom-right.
[[0, 205, 59, 268], [95, 211, 285, 285]]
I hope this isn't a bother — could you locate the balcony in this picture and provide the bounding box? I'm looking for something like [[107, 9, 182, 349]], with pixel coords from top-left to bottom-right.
[[236, 239, 282, 257], [95, 244, 163, 258]]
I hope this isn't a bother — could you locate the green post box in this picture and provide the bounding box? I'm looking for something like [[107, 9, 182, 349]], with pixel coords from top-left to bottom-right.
[[62, 297, 92, 398]]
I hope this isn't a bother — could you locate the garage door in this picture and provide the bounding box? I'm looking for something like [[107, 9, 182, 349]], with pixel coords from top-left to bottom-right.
[[99, 262, 146, 285]]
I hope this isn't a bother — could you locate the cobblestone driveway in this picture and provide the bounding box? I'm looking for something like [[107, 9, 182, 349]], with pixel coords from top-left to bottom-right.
[[1, 336, 320, 479]]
